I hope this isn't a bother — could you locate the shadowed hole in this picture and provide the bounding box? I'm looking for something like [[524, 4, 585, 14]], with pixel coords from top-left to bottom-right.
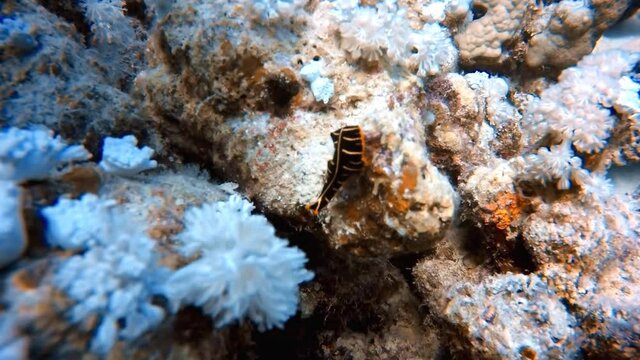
[[471, 3, 488, 20]]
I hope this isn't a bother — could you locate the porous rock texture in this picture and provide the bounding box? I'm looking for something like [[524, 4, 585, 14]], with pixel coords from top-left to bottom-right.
[[528, 195, 640, 358], [0, 0, 149, 155], [454, 0, 638, 73], [454, 0, 533, 70], [139, 0, 457, 256], [414, 188, 640, 358], [301, 252, 443, 359], [411, 23, 640, 357], [445, 274, 581, 359]]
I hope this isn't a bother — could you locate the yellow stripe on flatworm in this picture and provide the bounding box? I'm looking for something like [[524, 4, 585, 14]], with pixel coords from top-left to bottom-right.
[[340, 149, 361, 155], [342, 165, 360, 171]]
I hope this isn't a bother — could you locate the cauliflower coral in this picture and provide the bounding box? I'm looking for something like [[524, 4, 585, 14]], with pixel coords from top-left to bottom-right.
[[164, 195, 314, 331], [49, 196, 169, 355], [99, 135, 158, 176], [42, 194, 117, 249]]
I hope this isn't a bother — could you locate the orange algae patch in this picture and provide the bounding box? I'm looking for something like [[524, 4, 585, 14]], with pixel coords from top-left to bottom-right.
[[146, 194, 186, 242], [399, 163, 418, 192], [59, 166, 101, 196], [520, 347, 537, 360], [387, 163, 419, 213], [336, 235, 351, 246], [10, 260, 51, 292], [11, 269, 40, 291], [485, 192, 522, 230], [342, 201, 363, 223]]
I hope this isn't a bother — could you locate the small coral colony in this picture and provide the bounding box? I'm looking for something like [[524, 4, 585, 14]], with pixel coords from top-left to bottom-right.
[[1, 0, 640, 359]]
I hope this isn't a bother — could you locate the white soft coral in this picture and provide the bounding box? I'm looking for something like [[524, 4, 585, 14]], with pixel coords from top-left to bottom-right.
[[0, 127, 91, 182], [249, 0, 308, 23], [81, 0, 134, 45], [164, 195, 313, 331], [520, 142, 589, 190], [0, 181, 26, 269], [526, 49, 640, 154], [404, 23, 458, 76], [50, 197, 169, 355], [339, 6, 390, 61], [42, 194, 116, 249], [336, 2, 458, 75], [0, 313, 27, 360], [99, 135, 157, 176], [519, 48, 640, 191]]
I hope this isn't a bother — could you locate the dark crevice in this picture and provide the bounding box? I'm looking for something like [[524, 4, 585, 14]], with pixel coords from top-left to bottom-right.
[[265, 75, 300, 108], [389, 251, 430, 301], [37, 0, 91, 44], [436, 345, 454, 360], [512, 235, 537, 274], [253, 315, 320, 359], [471, 3, 488, 20], [458, 222, 489, 264], [123, 0, 149, 25], [173, 306, 214, 344], [617, 2, 640, 24], [558, 297, 580, 315], [262, 212, 417, 356], [261, 72, 301, 117], [22, 198, 48, 257], [172, 307, 257, 359]]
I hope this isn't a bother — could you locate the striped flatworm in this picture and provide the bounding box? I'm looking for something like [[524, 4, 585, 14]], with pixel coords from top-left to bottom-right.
[[306, 125, 365, 215]]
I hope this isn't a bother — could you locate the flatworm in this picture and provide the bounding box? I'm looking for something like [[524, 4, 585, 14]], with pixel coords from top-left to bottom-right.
[[306, 125, 365, 215]]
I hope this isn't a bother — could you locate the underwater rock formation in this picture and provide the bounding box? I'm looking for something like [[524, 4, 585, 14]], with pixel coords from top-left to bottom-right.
[[455, 0, 637, 73], [139, 0, 457, 256], [0, 0, 149, 152]]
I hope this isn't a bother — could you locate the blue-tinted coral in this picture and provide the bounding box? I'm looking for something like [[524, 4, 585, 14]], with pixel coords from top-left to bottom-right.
[[164, 195, 314, 331], [0, 313, 27, 359], [0, 180, 26, 269], [0, 127, 91, 182], [80, 0, 135, 46], [42, 194, 116, 250], [99, 135, 158, 176], [51, 201, 169, 355]]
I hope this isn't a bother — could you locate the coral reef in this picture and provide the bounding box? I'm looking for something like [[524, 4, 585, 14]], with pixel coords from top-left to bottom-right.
[[2, 158, 313, 357], [455, 0, 532, 69], [52, 203, 169, 355], [445, 274, 581, 359], [138, 0, 457, 256], [1, 0, 640, 359]]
